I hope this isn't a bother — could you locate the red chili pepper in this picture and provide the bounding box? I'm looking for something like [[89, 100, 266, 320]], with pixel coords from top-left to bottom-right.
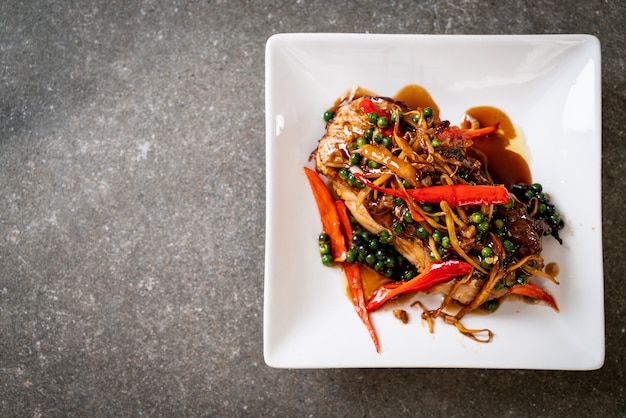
[[367, 260, 473, 311], [359, 97, 394, 137], [508, 282, 559, 312], [359, 97, 387, 118], [344, 262, 381, 353], [354, 172, 509, 206], [335, 200, 353, 241], [335, 200, 380, 352], [303, 167, 346, 262], [436, 124, 499, 142]]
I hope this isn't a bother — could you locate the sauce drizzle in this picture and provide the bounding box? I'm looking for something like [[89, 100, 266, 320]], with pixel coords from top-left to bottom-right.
[[462, 106, 532, 188]]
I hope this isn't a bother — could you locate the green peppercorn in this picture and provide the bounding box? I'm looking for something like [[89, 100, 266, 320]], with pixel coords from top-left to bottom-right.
[[391, 111, 402, 124], [323, 110, 334, 122], [481, 247, 493, 258], [412, 113, 420, 123], [432, 230, 443, 242], [431, 138, 441, 148], [538, 203, 547, 213], [482, 300, 498, 311], [321, 254, 333, 266], [381, 136, 393, 148], [503, 197, 515, 209], [318, 232, 329, 242], [368, 112, 379, 124], [338, 167, 350, 180], [392, 221, 404, 235], [470, 211, 484, 224], [415, 225, 428, 239], [423, 107, 433, 118], [384, 257, 396, 268], [372, 131, 383, 143], [503, 240, 515, 253], [379, 230, 390, 244], [524, 190, 534, 200], [477, 221, 490, 233], [319, 242, 331, 255], [356, 136, 368, 147], [421, 203, 434, 212], [441, 235, 451, 249], [349, 152, 361, 165], [377, 116, 389, 129], [367, 160, 380, 169], [364, 127, 374, 139]]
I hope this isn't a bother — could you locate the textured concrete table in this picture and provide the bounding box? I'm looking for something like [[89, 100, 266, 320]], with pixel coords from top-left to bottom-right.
[[1, 1, 623, 416]]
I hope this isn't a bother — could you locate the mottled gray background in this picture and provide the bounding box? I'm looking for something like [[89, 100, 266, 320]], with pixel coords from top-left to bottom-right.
[[1, 1, 623, 416]]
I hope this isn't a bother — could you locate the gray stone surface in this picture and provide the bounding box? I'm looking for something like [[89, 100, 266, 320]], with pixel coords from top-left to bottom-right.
[[0, 0, 623, 416]]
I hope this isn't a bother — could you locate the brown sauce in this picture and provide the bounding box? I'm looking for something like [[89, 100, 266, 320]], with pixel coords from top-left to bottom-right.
[[393, 84, 440, 120], [545, 262, 560, 278], [357, 266, 393, 300], [462, 106, 532, 188]]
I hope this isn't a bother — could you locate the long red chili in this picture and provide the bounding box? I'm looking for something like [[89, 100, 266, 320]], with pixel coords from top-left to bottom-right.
[[303, 167, 346, 262], [367, 260, 473, 311], [354, 172, 509, 206], [335, 200, 380, 353], [508, 282, 559, 312]]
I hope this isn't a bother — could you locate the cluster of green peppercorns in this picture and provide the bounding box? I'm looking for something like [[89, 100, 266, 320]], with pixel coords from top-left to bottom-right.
[[346, 226, 417, 281], [511, 183, 564, 243], [318, 219, 417, 281]]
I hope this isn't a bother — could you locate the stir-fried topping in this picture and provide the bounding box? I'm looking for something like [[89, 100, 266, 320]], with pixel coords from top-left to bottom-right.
[[308, 88, 564, 350]]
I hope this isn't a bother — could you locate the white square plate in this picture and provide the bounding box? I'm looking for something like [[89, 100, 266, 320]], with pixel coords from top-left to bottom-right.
[[264, 34, 603, 369]]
